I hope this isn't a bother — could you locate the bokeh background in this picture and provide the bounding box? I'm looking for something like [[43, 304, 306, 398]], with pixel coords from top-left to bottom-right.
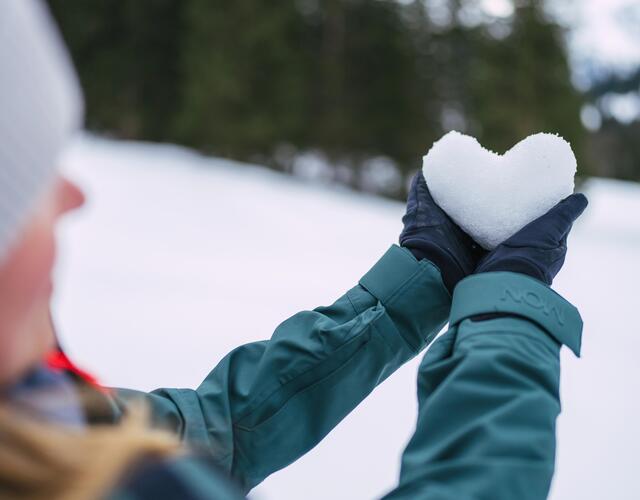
[[47, 0, 640, 198], [46, 1, 639, 499]]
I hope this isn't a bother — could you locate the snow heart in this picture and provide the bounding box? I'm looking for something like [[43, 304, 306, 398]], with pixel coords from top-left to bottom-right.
[[422, 131, 577, 250]]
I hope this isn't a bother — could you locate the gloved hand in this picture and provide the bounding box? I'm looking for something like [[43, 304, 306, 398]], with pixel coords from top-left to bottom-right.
[[399, 171, 485, 295], [475, 193, 589, 285]]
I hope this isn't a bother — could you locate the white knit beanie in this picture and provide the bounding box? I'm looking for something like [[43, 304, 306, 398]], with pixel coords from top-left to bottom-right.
[[0, 0, 83, 263]]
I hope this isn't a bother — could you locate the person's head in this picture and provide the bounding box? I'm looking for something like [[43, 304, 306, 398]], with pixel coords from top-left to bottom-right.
[[0, 0, 84, 387], [0, 7, 186, 499]]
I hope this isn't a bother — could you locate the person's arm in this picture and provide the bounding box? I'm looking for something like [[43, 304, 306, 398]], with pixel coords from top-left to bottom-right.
[[382, 271, 583, 500], [113, 244, 451, 493]]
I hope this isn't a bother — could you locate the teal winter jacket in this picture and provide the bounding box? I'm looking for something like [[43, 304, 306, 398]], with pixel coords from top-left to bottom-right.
[[106, 244, 582, 499]]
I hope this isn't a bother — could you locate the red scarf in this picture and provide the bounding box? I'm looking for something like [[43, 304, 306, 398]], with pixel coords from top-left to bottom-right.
[[45, 349, 110, 393]]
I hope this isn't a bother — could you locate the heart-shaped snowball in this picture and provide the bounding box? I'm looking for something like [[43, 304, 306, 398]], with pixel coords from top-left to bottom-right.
[[422, 131, 577, 250]]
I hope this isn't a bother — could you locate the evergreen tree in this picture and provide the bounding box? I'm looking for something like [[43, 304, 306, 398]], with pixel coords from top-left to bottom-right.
[[469, 0, 585, 167], [587, 70, 640, 181], [589, 119, 640, 181], [174, 1, 310, 161], [47, 0, 185, 140], [309, 0, 439, 183], [47, 0, 595, 196]]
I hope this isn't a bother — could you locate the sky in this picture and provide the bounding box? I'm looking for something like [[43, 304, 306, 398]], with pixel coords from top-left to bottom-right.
[[550, 0, 640, 80]]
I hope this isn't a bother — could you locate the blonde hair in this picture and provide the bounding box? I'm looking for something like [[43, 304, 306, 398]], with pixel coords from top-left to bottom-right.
[[0, 403, 182, 500]]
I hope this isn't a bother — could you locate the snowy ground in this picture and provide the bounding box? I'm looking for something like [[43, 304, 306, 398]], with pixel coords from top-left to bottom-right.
[[53, 136, 640, 500]]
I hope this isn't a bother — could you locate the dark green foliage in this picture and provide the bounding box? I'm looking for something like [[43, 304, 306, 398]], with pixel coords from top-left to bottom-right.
[[175, 1, 310, 160], [173, 0, 438, 184], [586, 70, 640, 182], [589, 119, 640, 182], [424, 1, 588, 173], [47, 0, 185, 141], [46, 0, 594, 198], [310, 1, 436, 163], [470, 3, 584, 157]]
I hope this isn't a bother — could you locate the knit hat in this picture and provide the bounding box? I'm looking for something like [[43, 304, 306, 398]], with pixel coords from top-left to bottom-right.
[[0, 0, 83, 264]]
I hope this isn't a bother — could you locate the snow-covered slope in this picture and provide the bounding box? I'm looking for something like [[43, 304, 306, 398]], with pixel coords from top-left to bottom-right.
[[54, 136, 640, 500]]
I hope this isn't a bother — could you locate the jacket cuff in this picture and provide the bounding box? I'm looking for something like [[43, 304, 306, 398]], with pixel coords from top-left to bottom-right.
[[358, 245, 451, 351], [449, 272, 583, 356]]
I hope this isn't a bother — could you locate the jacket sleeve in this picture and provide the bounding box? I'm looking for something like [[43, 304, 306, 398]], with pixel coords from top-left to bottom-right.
[[383, 271, 584, 500], [112, 245, 451, 493]]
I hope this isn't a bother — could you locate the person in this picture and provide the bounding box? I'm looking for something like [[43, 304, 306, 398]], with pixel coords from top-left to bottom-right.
[[0, 1, 588, 499]]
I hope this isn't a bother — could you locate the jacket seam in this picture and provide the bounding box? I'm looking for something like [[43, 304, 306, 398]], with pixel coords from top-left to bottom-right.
[[231, 307, 384, 426], [384, 266, 433, 352], [384, 266, 424, 305], [232, 332, 380, 485], [361, 261, 423, 306], [232, 326, 375, 433], [346, 287, 363, 315], [370, 315, 397, 353]]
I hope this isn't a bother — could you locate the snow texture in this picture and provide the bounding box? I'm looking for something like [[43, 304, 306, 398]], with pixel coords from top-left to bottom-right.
[[422, 131, 577, 250], [54, 135, 639, 500]]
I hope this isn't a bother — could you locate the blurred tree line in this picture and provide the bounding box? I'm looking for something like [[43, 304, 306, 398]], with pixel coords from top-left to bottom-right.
[[584, 68, 640, 183], [47, 0, 634, 199]]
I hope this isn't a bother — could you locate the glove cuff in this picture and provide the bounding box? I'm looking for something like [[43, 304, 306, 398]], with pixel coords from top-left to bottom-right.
[[449, 271, 583, 356]]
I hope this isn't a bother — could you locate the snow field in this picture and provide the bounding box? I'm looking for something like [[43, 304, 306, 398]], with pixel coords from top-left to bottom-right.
[[54, 136, 640, 500]]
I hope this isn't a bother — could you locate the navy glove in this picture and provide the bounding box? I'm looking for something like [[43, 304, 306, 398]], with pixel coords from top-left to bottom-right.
[[475, 193, 589, 286], [399, 171, 485, 295]]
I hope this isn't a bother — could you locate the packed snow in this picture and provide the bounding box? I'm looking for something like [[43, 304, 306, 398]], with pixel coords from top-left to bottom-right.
[[423, 131, 577, 250], [53, 135, 640, 500]]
